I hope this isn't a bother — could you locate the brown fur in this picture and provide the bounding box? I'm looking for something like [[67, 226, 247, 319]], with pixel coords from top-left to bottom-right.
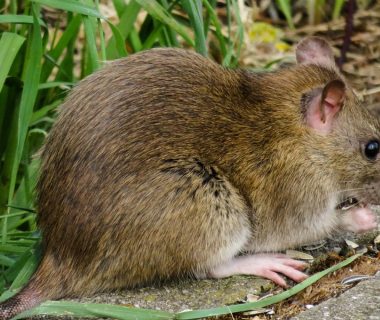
[[1, 44, 379, 319]]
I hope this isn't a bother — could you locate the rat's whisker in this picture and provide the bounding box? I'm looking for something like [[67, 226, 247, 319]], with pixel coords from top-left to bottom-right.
[[334, 188, 365, 194]]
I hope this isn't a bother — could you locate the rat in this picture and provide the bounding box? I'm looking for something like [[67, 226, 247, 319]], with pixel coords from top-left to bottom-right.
[[0, 36, 379, 319]]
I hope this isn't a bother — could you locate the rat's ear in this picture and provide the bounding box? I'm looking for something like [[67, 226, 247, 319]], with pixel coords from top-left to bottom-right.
[[296, 37, 335, 66], [304, 79, 346, 134]]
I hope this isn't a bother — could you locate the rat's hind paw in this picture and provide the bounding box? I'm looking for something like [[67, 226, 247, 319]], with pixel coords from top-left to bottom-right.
[[209, 253, 309, 287]]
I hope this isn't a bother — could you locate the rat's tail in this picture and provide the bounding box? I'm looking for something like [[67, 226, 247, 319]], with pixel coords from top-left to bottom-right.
[[0, 254, 66, 320], [0, 282, 43, 320]]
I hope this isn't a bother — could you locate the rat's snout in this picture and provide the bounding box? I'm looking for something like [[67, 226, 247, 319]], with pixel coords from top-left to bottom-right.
[[341, 205, 378, 234]]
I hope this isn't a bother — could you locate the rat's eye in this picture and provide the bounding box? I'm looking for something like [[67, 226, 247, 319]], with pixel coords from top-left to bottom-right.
[[364, 140, 380, 160]]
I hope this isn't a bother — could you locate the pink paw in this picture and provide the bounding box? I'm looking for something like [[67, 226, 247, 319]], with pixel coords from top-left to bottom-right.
[[342, 206, 378, 233], [210, 253, 309, 287]]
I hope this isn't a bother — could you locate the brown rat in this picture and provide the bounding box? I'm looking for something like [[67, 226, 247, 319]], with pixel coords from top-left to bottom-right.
[[1, 37, 379, 319]]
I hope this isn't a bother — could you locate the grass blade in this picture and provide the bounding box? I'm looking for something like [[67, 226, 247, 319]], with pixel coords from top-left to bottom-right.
[[40, 14, 82, 83], [8, 249, 39, 291], [106, 0, 140, 58], [38, 82, 73, 90], [202, 0, 227, 58], [275, 0, 294, 29], [0, 15, 46, 26], [106, 21, 128, 58], [229, 0, 244, 66], [1, 4, 43, 243], [32, 0, 104, 19], [0, 246, 40, 302], [181, 0, 207, 55], [0, 254, 15, 268], [0, 245, 32, 254], [112, 0, 127, 16], [332, 0, 345, 19], [159, 0, 179, 47], [0, 32, 25, 94], [14, 301, 174, 320], [82, 15, 100, 73], [223, 0, 243, 66], [142, 24, 165, 49], [135, 0, 194, 47], [129, 29, 143, 52]]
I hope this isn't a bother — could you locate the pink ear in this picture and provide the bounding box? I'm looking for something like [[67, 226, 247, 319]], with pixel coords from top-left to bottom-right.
[[296, 37, 335, 66], [305, 80, 345, 134]]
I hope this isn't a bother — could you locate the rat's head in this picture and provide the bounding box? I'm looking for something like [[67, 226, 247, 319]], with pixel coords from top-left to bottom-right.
[[293, 37, 380, 208]]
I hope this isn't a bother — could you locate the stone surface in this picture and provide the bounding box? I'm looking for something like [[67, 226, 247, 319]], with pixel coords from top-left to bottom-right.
[[73, 275, 270, 313], [36, 276, 271, 319], [292, 272, 380, 320]]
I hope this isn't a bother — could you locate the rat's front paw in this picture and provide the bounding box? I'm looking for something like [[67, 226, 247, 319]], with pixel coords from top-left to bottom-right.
[[341, 206, 378, 233], [209, 253, 308, 287]]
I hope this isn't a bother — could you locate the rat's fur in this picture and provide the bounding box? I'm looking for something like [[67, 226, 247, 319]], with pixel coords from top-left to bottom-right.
[[1, 38, 379, 319]]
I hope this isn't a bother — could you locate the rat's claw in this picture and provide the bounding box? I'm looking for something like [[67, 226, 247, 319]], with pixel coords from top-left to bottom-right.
[[268, 264, 309, 286], [260, 270, 287, 287], [282, 258, 309, 270]]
